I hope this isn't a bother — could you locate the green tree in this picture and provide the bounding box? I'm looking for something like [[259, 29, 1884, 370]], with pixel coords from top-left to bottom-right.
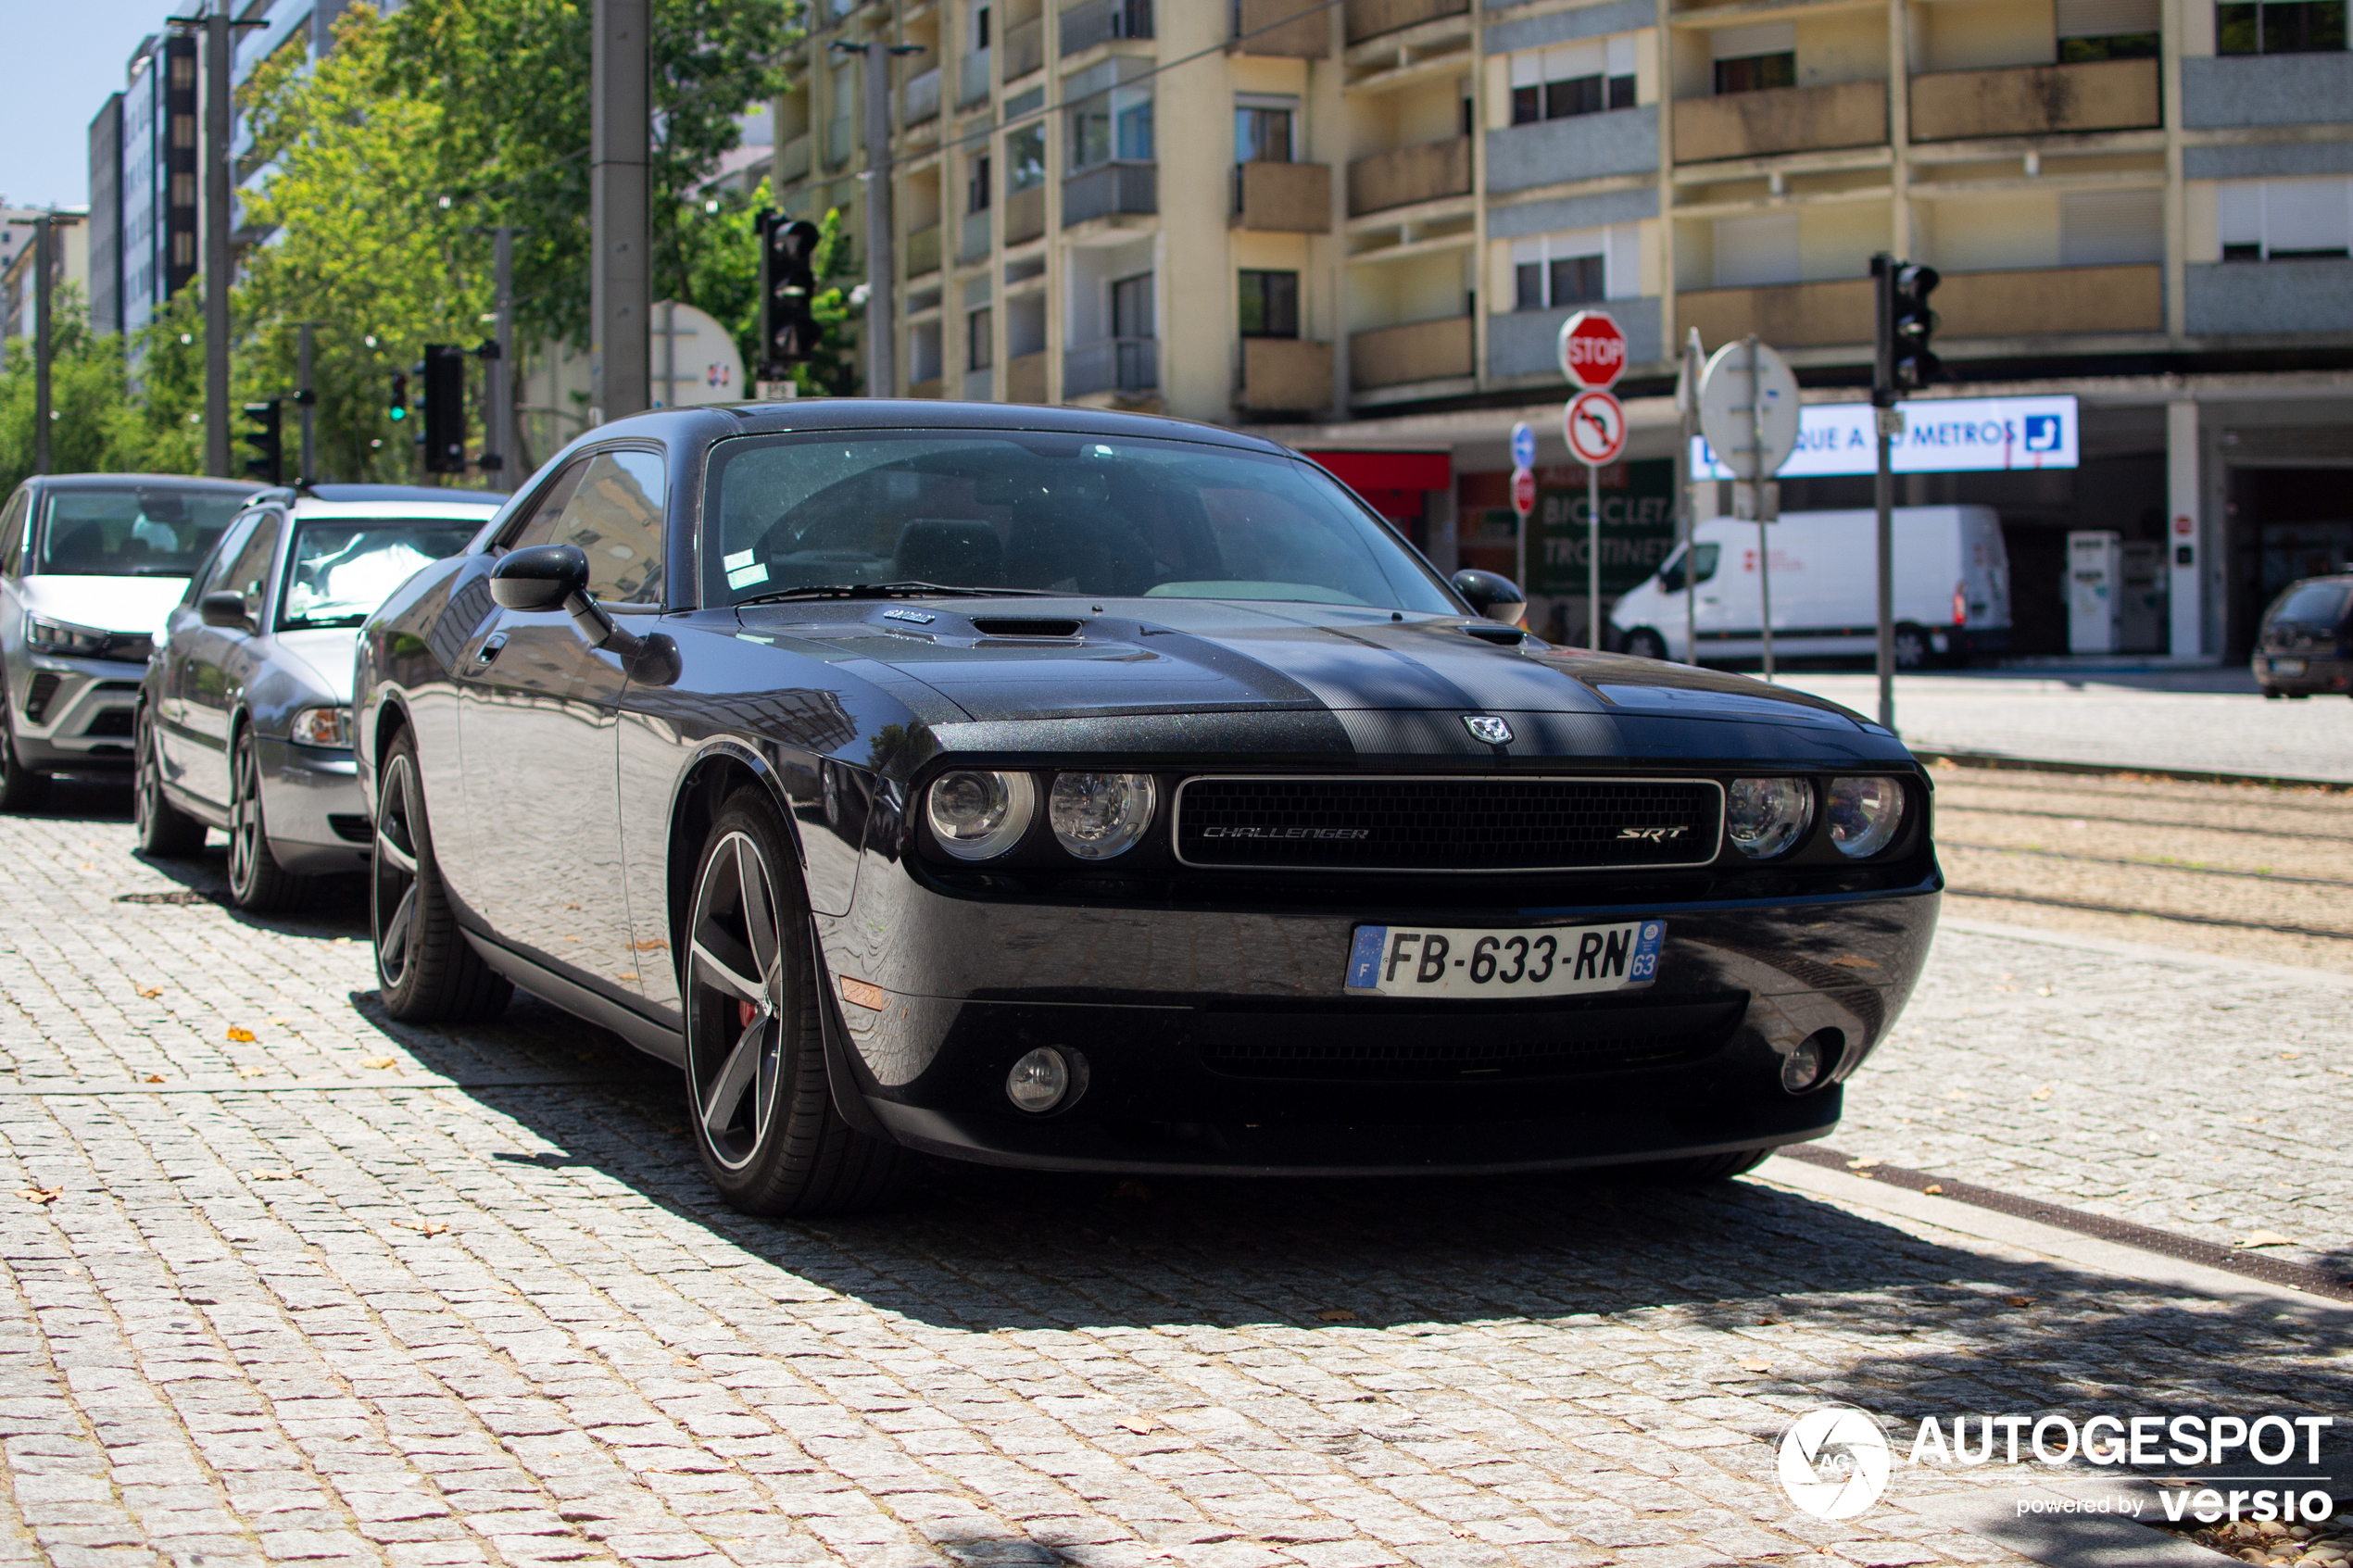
[[0, 288, 208, 492]]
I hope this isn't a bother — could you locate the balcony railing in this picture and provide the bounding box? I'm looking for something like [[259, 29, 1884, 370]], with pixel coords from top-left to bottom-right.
[[1007, 349, 1051, 403], [1349, 315, 1471, 389], [901, 66, 941, 127], [1233, 0, 1328, 56], [1343, 0, 1466, 46], [906, 224, 941, 278], [1062, 0, 1152, 56], [1673, 81, 1886, 163], [779, 133, 812, 182], [1234, 160, 1331, 232], [1063, 160, 1158, 225], [1006, 17, 1045, 80], [1005, 183, 1047, 245], [1931, 264, 2163, 336], [1677, 278, 1874, 348], [1239, 338, 1331, 410], [959, 45, 993, 107], [1065, 336, 1160, 397], [1909, 57, 2159, 141], [1345, 136, 1470, 217], [961, 208, 994, 262]]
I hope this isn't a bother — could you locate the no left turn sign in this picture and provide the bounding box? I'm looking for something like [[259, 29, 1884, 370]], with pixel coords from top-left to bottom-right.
[[1565, 389, 1627, 467]]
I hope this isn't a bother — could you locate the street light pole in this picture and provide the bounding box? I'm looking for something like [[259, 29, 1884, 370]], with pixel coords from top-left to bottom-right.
[[491, 224, 517, 475], [832, 37, 924, 398], [590, 0, 649, 423], [203, 6, 232, 476], [32, 215, 53, 476], [296, 322, 317, 483]]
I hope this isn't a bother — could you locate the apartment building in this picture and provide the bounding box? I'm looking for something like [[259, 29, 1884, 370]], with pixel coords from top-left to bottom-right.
[[774, 0, 2353, 659]]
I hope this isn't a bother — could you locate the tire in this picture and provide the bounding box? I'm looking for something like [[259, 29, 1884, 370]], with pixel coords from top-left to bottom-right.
[[1892, 623, 1931, 671], [1622, 628, 1669, 662], [372, 728, 511, 1022], [227, 726, 307, 910], [0, 689, 49, 814], [1621, 1146, 1775, 1185], [134, 705, 208, 857], [2262, 688, 2283, 699], [682, 786, 902, 1217]]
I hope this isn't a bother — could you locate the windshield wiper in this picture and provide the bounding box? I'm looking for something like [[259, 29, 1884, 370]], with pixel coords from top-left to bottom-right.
[[736, 581, 1059, 606]]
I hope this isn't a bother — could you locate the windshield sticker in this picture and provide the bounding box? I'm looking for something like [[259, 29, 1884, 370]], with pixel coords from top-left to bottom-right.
[[726, 561, 770, 589], [723, 548, 757, 572]]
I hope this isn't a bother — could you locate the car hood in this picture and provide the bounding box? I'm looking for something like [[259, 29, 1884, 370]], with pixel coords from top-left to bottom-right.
[[19, 574, 191, 639], [270, 628, 359, 704], [736, 597, 1900, 763]]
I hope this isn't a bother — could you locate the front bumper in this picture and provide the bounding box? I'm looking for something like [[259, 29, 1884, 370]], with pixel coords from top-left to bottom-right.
[[256, 735, 370, 875], [816, 869, 1939, 1175], [9, 653, 147, 771]]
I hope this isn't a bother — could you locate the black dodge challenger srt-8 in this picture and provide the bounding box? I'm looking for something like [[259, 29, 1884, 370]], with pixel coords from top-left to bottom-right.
[[354, 400, 1939, 1214]]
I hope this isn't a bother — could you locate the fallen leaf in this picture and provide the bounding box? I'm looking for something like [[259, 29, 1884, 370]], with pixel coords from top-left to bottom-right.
[[1754, 1316, 1780, 1326], [2037, 985, 2054, 997], [361, 1057, 397, 1071], [236, 1067, 268, 1078], [1740, 1358, 1771, 1373], [246, 1170, 295, 1182], [2238, 1231, 2296, 1249], [1317, 1309, 1358, 1323], [136, 986, 162, 1000], [1846, 1157, 1880, 1170], [1115, 1416, 1156, 1435], [144, 1073, 164, 1084], [393, 1219, 449, 1236], [1923, 1184, 1944, 1195], [17, 1186, 61, 1206], [2005, 1295, 2036, 1308], [2031, 1085, 2054, 1101], [226, 1027, 256, 1044], [2279, 1051, 2302, 1060]]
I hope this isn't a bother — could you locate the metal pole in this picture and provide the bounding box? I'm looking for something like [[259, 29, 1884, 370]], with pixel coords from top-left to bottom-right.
[[862, 42, 897, 398], [1876, 423, 1896, 730], [590, 0, 649, 422], [1749, 333, 1772, 683], [203, 8, 232, 476], [296, 322, 316, 483], [32, 216, 52, 476], [491, 225, 516, 478], [1587, 460, 1601, 649], [1679, 327, 1701, 664]]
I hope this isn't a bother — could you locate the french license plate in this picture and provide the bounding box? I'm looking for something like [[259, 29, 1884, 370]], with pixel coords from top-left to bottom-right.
[[1344, 921, 1665, 999], [2272, 658, 2307, 676]]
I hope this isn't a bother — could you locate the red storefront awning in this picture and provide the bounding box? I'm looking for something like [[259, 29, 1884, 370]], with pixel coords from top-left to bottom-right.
[[1303, 450, 1453, 519]]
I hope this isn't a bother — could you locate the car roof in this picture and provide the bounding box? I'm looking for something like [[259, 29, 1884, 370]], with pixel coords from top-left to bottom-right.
[[28, 473, 265, 495], [590, 398, 1298, 457], [300, 483, 511, 505], [281, 497, 506, 522]]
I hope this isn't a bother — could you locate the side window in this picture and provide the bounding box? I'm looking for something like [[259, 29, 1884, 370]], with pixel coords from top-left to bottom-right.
[[501, 460, 591, 552], [218, 510, 283, 620], [519, 449, 667, 603], [194, 514, 259, 601], [1659, 543, 1721, 593], [0, 491, 29, 577]]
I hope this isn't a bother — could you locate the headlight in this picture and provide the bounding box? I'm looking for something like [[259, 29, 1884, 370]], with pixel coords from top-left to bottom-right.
[[290, 706, 352, 748], [1827, 776, 1906, 858], [925, 770, 1036, 859], [1726, 777, 1811, 859], [1048, 771, 1155, 859], [26, 616, 108, 656]]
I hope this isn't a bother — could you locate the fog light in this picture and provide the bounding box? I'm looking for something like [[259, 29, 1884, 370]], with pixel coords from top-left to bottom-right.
[[1780, 1029, 1841, 1094], [1006, 1047, 1072, 1112]]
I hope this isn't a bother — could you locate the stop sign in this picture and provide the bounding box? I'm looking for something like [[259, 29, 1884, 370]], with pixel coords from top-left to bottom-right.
[[1557, 309, 1627, 389], [1510, 467, 1536, 517]]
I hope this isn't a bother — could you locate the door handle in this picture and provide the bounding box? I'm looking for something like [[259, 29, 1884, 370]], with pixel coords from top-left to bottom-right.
[[473, 632, 509, 667]]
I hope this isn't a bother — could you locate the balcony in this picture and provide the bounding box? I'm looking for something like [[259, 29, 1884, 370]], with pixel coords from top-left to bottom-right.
[[826, 118, 855, 167], [1933, 264, 2162, 336], [778, 133, 811, 182], [906, 224, 941, 279], [1677, 278, 1872, 348], [959, 45, 992, 107], [1671, 80, 1886, 164], [961, 208, 993, 262], [1349, 315, 1471, 389], [1239, 338, 1332, 411], [1909, 58, 2158, 142], [1065, 337, 1159, 397], [1344, 0, 1466, 46], [1005, 183, 1047, 245], [1346, 136, 1470, 217], [1006, 17, 1045, 81], [1007, 350, 1051, 403], [1063, 160, 1158, 226], [1062, 0, 1151, 56], [1235, 160, 1331, 232], [1235, 0, 1327, 56], [902, 66, 942, 127]]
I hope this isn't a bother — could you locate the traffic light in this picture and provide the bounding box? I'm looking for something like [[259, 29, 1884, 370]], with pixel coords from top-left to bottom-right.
[[241, 399, 283, 485], [1871, 253, 1941, 403], [758, 211, 822, 378], [420, 344, 466, 473], [388, 371, 409, 424]]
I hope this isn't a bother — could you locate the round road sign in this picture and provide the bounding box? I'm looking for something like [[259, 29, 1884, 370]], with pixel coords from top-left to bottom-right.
[[1564, 389, 1627, 467], [1557, 309, 1629, 390], [1511, 467, 1537, 517], [1695, 339, 1802, 482], [1510, 421, 1537, 471]]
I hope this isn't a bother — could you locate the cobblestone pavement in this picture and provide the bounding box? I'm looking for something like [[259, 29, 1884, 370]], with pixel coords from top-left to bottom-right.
[[0, 784, 2347, 1568]]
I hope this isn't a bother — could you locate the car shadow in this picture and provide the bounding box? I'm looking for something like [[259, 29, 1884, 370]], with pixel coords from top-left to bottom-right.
[[121, 836, 371, 940]]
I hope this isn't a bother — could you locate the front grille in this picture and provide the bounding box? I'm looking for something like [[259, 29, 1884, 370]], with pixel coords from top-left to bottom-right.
[[1199, 997, 1746, 1081], [82, 709, 133, 738], [1174, 775, 1723, 872]]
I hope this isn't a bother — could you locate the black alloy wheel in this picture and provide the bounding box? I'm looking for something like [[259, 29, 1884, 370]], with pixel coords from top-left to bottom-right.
[[134, 705, 207, 857], [0, 688, 48, 813], [371, 730, 510, 1022], [1893, 623, 1931, 671], [1623, 628, 1669, 662], [683, 787, 901, 1216], [228, 726, 305, 911]]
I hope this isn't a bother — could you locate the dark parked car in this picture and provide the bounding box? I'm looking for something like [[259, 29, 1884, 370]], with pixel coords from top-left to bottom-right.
[[354, 401, 1940, 1216], [2255, 575, 2353, 698]]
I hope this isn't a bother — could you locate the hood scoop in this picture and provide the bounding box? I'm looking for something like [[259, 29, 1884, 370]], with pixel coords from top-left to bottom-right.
[[969, 616, 1085, 639]]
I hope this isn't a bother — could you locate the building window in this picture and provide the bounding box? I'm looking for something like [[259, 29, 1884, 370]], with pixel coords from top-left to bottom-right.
[[1509, 38, 1637, 125], [968, 154, 993, 211], [1112, 272, 1154, 341], [1006, 124, 1046, 191], [171, 113, 196, 149], [973, 1, 990, 48], [1238, 270, 1299, 338], [1710, 211, 1799, 288], [170, 172, 195, 208], [2057, 0, 2160, 58], [1711, 22, 1796, 93], [2218, 0, 2347, 52], [171, 232, 195, 268], [2058, 189, 2163, 266], [1236, 100, 1294, 162], [1067, 66, 1153, 170], [1511, 226, 1639, 308], [2219, 176, 2353, 260], [968, 307, 994, 370]]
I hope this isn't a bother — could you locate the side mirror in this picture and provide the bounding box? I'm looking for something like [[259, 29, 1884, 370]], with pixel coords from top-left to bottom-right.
[[491, 544, 590, 611], [1452, 568, 1527, 627], [200, 590, 249, 629]]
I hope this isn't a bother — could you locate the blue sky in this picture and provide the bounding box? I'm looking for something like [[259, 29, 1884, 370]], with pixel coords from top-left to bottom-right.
[[0, 0, 184, 209]]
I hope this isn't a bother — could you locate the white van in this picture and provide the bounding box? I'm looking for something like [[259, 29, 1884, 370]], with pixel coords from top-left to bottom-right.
[[1608, 505, 2012, 668]]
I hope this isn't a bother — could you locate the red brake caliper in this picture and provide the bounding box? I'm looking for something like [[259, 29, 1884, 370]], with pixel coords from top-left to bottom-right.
[[738, 1000, 757, 1032]]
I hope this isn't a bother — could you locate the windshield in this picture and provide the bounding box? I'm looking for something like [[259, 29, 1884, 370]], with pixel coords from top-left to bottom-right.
[[279, 520, 484, 628], [37, 486, 249, 577], [2268, 580, 2350, 628], [703, 430, 1457, 613]]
